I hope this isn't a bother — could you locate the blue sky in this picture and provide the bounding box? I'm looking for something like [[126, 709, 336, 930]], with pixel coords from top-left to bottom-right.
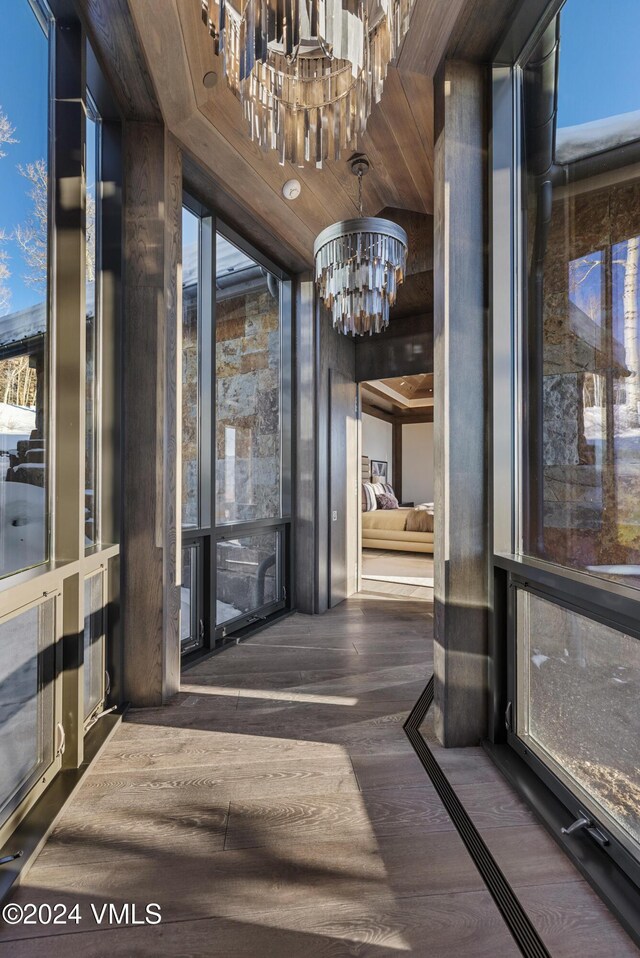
[[558, 0, 640, 128], [0, 0, 49, 314]]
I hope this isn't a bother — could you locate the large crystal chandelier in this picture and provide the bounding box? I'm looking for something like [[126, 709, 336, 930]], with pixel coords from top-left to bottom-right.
[[314, 157, 407, 335], [200, 0, 414, 167]]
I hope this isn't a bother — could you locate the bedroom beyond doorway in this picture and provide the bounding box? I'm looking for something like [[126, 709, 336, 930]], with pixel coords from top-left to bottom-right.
[[359, 376, 434, 599]]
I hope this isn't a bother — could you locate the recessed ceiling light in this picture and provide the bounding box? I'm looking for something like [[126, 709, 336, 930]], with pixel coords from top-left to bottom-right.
[[203, 71, 218, 88], [282, 179, 301, 201]]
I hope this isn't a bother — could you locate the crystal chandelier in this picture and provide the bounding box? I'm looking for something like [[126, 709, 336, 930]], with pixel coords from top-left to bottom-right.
[[200, 0, 414, 167], [314, 157, 408, 335]]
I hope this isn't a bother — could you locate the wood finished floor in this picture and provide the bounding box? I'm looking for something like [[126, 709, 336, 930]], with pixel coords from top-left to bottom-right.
[[2, 591, 638, 956], [361, 550, 434, 600]]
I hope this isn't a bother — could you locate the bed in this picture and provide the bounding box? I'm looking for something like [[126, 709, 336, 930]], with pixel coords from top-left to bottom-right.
[[360, 457, 434, 553], [361, 506, 434, 554]]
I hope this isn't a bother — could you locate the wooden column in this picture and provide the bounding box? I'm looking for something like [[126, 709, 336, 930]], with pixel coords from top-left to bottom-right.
[[433, 61, 489, 746], [122, 124, 182, 706]]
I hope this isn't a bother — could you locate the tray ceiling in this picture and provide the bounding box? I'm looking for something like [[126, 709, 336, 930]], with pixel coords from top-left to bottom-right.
[[127, 0, 463, 268]]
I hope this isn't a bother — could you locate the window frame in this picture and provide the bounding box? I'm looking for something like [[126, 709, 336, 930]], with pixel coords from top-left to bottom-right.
[[180, 191, 293, 660]]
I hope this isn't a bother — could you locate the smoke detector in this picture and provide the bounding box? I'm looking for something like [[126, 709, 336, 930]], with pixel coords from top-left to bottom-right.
[[282, 179, 301, 201]]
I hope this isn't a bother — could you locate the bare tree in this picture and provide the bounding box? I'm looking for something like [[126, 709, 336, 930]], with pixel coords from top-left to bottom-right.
[[14, 159, 48, 292], [14, 158, 96, 289], [0, 108, 17, 314], [0, 233, 10, 315], [0, 107, 16, 158], [0, 355, 36, 408]]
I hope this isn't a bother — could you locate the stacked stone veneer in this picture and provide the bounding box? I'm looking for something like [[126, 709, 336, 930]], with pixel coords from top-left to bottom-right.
[[215, 284, 280, 524], [540, 176, 640, 567]]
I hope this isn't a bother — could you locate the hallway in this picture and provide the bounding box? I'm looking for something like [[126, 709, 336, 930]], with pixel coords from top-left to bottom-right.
[[1, 594, 637, 956]]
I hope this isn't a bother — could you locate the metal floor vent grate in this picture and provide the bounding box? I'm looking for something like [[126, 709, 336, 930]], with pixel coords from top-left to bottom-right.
[[404, 676, 552, 958]]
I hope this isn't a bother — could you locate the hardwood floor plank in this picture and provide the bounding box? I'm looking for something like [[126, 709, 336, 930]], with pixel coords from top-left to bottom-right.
[[83, 757, 360, 801], [224, 784, 456, 849], [480, 825, 585, 888], [518, 881, 640, 957], [2, 834, 486, 941]]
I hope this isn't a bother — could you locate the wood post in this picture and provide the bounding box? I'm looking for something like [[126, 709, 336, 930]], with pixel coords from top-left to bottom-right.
[[433, 61, 489, 746], [121, 124, 182, 706]]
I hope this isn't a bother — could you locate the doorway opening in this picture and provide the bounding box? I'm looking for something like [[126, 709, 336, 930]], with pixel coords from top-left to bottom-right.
[[359, 375, 434, 600]]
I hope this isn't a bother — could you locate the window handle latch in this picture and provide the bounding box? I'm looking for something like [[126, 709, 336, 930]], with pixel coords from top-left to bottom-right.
[[561, 815, 591, 836], [504, 701, 513, 732], [0, 851, 23, 866], [562, 810, 610, 847]]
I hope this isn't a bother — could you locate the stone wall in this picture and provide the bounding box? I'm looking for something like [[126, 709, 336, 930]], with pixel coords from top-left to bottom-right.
[[216, 282, 280, 524]]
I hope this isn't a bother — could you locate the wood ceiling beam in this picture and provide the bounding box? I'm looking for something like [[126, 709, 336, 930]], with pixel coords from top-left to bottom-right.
[[77, 0, 161, 121], [397, 0, 468, 76]]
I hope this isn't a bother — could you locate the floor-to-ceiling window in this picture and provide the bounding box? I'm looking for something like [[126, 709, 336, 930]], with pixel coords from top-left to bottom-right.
[[181, 197, 292, 656], [0, 0, 121, 869], [492, 0, 640, 927]]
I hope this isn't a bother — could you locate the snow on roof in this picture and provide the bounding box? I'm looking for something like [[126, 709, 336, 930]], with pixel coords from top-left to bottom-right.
[[556, 110, 640, 165], [0, 283, 95, 351], [0, 301, 46, 349], [182, 236, 258, 290]]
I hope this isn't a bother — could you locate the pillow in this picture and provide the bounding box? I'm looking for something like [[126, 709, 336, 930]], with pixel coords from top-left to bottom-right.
[[362, 482, 378, 512], [376, 491, 399, 510]]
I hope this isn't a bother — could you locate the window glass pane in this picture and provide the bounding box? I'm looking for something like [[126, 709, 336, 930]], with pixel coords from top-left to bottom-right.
[[216, 531, 279, 625], [182, 207, 200, 528], [181, 543, 201, 653], [216, 233, 281, 524], [0, 2, 50, 578], [521, 0, 640, 588], [84, 572, 105, 720], [0, 598, 55, 823], [516, 590, 640, 853], [85, 97, 100, 548]]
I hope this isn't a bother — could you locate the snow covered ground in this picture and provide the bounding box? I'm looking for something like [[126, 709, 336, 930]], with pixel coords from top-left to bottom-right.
[[0, 401, 35, 453], [0, 481, 46, 577], [180, 586, 242, 642]]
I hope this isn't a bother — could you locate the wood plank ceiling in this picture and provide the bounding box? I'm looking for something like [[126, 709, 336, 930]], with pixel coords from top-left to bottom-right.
[[126, 0, 465, 269], [361, 374, 434, 415]]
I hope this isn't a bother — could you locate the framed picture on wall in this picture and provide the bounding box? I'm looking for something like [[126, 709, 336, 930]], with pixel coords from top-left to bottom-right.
[[370, 460, 388, 481]]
